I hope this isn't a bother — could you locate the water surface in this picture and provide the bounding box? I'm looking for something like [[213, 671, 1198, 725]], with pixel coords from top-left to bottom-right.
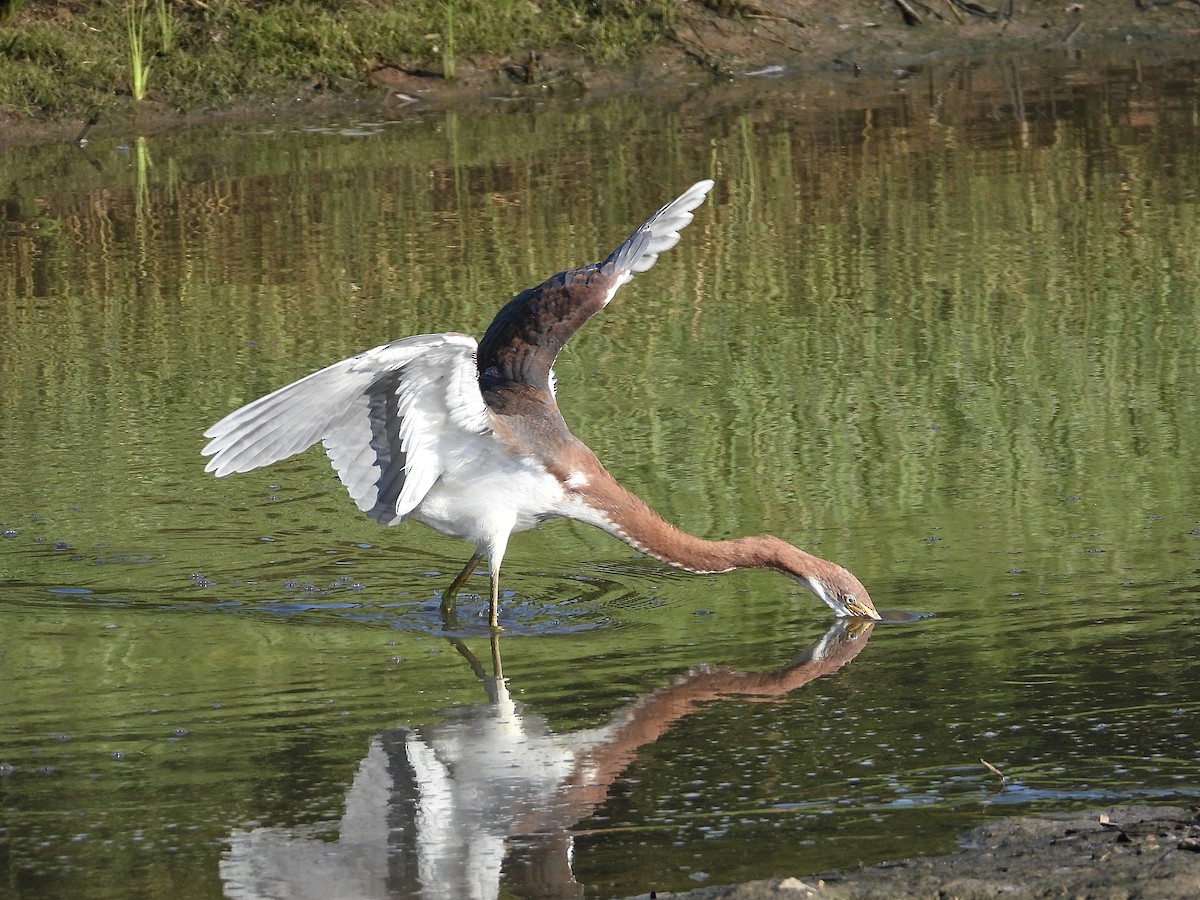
[[2, 52, 1199, 898]]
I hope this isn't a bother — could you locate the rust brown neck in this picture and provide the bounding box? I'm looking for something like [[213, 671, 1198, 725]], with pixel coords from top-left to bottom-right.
[[564, 451, 843, 584], [487, 389, 858, 595]]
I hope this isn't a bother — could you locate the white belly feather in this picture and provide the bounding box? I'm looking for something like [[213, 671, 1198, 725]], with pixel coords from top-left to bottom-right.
[[409, 450, 568, 548]]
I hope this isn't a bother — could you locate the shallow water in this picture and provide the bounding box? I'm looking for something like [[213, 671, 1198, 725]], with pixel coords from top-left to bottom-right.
[[2, 52, 1200, 898]]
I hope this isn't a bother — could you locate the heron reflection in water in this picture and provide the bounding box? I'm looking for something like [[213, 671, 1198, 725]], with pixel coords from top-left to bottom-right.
[[203, 181, 879, 627], [219, 618, 875, 898]]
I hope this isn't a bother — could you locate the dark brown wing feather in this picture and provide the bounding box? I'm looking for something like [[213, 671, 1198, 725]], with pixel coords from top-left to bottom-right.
[[475, 263, 623, 397], [475, 180, 714, 401]]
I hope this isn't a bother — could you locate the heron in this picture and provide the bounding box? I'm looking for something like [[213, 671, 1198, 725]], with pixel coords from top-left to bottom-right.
[[202, 180, 880, 628]]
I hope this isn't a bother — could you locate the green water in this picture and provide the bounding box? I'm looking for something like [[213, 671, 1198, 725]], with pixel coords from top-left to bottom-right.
[[2, 54, 1199, 898]]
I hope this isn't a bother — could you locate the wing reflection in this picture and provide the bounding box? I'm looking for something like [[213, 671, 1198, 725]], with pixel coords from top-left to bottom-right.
[[220, 619, 873, 899]]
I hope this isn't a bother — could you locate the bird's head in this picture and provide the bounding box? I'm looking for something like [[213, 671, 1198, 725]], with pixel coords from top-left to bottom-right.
[[801, 566, 881, 620]]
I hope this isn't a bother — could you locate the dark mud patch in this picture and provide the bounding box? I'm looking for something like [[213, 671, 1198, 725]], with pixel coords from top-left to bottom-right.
[[640, 805, 1200, 899]]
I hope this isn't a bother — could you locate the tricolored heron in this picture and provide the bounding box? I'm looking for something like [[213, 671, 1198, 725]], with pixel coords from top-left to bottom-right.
[[203, 181, 879, 628]]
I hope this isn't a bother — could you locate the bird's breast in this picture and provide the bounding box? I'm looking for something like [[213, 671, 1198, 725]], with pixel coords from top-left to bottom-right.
[[409, 452, 568, 545]]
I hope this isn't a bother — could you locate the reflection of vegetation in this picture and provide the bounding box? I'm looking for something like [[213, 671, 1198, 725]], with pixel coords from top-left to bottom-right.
[[1, 65, 1199, 899], [1, 63, 1198, 608]]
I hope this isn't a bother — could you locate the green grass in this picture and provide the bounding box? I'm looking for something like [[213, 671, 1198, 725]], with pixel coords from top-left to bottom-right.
[[0, 0, 26, 25], [155, 0, 175, 53], [127, 0, 152, 101], [0, 0, 676, 119], [443, 1, 456, 80]]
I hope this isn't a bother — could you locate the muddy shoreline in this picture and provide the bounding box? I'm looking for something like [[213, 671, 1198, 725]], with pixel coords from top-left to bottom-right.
[[4, 1, 1200, 148], [639, 806, 1200, 899]]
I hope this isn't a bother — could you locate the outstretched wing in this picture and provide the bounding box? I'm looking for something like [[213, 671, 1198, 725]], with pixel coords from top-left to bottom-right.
[[202, 333, 489, 525], [476, 180, 715, 398]]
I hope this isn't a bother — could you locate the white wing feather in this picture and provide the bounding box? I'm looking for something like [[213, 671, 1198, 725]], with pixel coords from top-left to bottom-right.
[[601, 179, 714, 300], [202, 333, 490, 525]]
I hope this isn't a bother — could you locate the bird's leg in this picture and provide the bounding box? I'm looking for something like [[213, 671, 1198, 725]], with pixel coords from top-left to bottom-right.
[[441, 549, 484, 617], [484, 531, 511, 631], [488, 567, 501, 630]]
